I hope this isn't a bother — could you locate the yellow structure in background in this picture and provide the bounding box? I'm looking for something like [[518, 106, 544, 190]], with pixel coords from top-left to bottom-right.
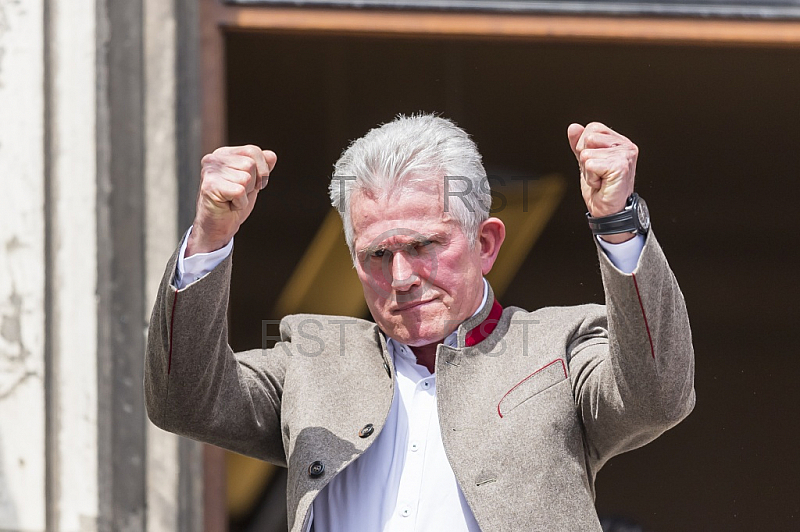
[[484, 175, 566, 295], [226, 174, 566, 520], [274, 209, 366, 318]]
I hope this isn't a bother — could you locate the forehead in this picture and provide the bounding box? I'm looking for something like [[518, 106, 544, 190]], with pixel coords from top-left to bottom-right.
[[350, 182, 452, 245]]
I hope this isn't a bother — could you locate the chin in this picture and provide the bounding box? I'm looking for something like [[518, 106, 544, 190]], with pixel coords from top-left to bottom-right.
[[388, 319, 449, 347], [404, 335, 446, 348]]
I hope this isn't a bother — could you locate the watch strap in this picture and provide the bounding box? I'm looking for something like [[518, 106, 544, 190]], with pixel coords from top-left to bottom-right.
[[586, 194, 639, 235]]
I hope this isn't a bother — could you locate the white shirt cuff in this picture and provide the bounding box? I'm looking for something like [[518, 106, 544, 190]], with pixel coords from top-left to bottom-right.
[[596, 234, 645, 274], [174, 226, 234, 289]]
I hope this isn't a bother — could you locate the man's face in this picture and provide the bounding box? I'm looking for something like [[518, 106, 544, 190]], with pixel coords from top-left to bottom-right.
[[350, 179, 486, 347]]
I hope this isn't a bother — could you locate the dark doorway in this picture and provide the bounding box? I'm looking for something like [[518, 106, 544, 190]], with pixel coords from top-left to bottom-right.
[[224, 31, 800, 530]]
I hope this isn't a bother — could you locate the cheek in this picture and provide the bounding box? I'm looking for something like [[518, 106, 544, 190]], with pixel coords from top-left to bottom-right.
[[436, 256, 476, 285], [415, 254, 437, 278], [361, 261, 393, 294], [357, 266, 389, 307]]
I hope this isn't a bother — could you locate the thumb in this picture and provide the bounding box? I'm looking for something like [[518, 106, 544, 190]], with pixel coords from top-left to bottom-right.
[[263, 150, 278, 172], [567, 123, 585, 159], [259, 150, 277, 190]]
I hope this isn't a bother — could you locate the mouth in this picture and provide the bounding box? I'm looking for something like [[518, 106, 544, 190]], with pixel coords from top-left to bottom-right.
[[391, 298, 436, 314]]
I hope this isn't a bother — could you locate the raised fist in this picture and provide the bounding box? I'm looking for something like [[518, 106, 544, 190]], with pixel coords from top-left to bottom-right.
[[187, 145, 277, 255], [567, 122, 638, 221]]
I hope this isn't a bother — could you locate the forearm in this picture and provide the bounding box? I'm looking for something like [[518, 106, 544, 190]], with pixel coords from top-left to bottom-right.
[[570, 231, 695, 463], [144, 245, 234, 432], [599, 230, 695, 422], [144, 245, 287, 463]]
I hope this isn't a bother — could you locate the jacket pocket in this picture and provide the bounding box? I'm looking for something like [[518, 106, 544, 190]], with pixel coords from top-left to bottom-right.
[[497, 358, 567, 418]]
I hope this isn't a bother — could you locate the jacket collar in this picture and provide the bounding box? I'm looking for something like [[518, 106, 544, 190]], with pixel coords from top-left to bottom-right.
[[456, 281, 502, 348]]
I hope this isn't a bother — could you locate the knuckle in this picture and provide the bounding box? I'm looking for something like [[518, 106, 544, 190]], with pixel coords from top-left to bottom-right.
[[242, 144, 262, 163], [236, 169, 254, 185], [201, 154, 223, 170], [200, 170, 220, 187], [225, 172, 244, 187], [199, 180, 216, 197], [200, 165, 215, 182]]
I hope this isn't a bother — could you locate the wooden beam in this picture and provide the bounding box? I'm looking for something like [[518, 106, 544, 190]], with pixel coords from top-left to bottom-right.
[[215, 6, 800, 47], [200, 1, 229, 530], [201, 0, 227, 153]]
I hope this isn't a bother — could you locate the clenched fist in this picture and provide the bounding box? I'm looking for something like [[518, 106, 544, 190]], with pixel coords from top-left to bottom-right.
[[186, 145, 277, 256], [567, 122, 638, 243]]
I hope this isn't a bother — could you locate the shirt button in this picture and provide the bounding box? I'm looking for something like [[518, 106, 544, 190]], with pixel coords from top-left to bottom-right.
[[400, 506, 411, 517], [410, 441, 419, 452], [422, 381, 430, 389], [358, 423, 374, 438], [308, 461, 325, 478]]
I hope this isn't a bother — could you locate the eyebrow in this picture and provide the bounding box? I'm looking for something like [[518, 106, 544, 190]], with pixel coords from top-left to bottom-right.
[[357, 232, 446, 258]]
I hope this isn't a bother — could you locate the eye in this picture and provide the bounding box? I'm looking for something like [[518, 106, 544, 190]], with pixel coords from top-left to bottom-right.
[[371, 248, 389, 258]]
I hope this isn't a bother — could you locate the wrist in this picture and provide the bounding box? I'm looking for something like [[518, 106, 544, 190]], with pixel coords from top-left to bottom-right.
[[186, 225, 232, 256], [586, 193, 650, 237], [599, 232, 636, 244]]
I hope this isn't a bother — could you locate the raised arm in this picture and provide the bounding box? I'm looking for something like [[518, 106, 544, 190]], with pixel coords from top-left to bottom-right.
[[565, 123, 695, 466], [144, 145, 289, 464]]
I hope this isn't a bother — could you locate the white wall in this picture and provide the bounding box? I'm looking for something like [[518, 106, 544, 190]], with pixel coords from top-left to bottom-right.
[[49, 0, 100, 529], [0, 0, 187, 529], [0, 0, 47, 529], [144, 0, 181, 529]]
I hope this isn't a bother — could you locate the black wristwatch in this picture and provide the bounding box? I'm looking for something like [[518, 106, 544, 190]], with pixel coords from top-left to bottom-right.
[[586, 193, 650, 236]]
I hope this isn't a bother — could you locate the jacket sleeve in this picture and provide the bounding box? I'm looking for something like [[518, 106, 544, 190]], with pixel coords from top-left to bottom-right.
[[567, 231, 695, 467], [144, 245, 290, 466]]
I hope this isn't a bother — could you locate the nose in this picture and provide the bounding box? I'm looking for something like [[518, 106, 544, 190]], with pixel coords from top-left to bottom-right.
[[390, 251, 420, 292]]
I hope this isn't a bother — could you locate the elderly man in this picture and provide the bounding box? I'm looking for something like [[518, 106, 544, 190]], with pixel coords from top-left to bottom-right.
[[145, 115, 694, 531]]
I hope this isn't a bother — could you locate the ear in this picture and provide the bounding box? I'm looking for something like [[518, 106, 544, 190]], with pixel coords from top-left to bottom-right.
[[478, 217, 506, 275]]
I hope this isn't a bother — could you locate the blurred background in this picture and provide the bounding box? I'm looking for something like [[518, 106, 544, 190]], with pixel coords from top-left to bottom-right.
[[1, 0, 798, 531]]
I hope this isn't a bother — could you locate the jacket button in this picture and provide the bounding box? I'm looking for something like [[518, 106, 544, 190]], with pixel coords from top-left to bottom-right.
[[308, 461, 324, 478], [359, 423, 374, 438]]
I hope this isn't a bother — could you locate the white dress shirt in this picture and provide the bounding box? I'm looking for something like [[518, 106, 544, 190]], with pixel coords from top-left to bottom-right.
[[309, 281, 488, 532], [175, 227, 644, 531]]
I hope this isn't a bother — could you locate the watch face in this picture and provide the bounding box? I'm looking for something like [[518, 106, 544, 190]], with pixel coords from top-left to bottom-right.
[[635, 197, 651, 233]]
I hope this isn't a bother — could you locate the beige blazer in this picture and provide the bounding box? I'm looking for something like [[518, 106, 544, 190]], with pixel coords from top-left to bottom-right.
[[145, 232, 695, 531]]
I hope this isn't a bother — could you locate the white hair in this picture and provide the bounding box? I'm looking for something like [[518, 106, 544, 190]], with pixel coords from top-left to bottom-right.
[[329, 114, 490, 257]]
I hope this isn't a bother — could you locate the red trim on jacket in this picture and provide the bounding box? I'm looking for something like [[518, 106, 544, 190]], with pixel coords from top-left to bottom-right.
[[168, 291, 179, 374], [497, 359, 568, 418], [632, 273, 655, 359], [465, 299, 503, 347]]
